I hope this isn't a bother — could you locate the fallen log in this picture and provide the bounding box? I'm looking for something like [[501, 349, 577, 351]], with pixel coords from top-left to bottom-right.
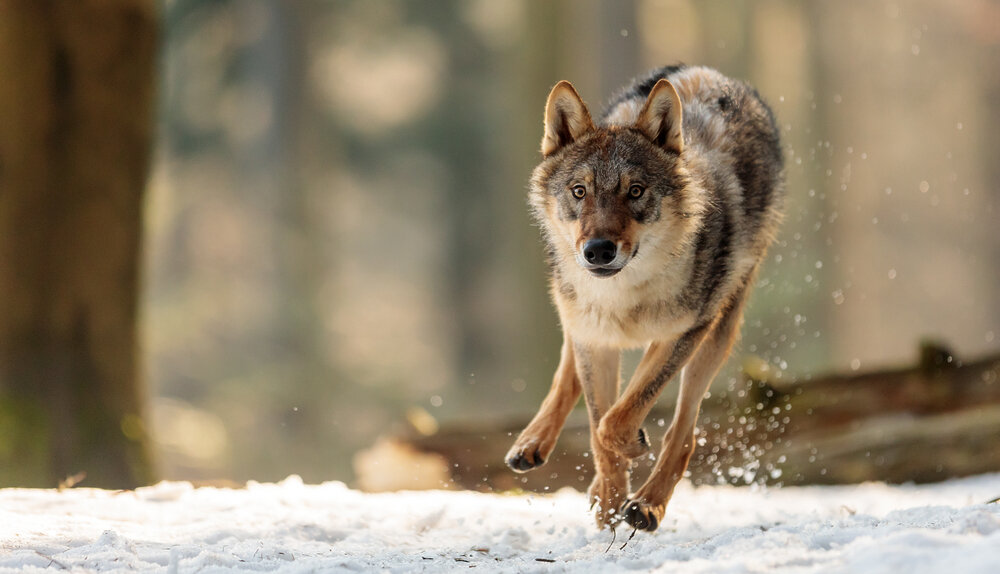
[[354, 343, 1000, 492]]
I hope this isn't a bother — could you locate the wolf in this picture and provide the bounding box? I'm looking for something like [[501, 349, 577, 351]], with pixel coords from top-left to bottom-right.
[[505, 65, 784, 532]]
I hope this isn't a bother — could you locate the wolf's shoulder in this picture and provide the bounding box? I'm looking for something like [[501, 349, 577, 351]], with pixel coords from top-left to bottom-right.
[[599, 65, 772, 122], [600, 65, 688, 118]]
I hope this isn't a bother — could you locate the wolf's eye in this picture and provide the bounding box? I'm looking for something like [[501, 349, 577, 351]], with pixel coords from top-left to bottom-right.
[[628, 184, 645, 199], [571, 185, 586, 199]]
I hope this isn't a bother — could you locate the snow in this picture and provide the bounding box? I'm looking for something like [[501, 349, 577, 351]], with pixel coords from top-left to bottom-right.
[[2, 474, 999, 573]]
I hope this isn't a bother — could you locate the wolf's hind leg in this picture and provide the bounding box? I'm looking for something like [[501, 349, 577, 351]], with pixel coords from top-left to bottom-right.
[[573, 344, 629, 529], [622, 286, 750, 531], [505, 335, 581, 472]]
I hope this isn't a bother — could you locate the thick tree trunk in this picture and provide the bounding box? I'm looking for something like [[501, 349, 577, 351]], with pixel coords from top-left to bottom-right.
[[0, 0, 157, 488]]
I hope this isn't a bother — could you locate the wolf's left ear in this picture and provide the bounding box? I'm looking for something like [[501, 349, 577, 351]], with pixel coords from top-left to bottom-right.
[[542, 81, 594, 157], [638, 79, 684, 154]]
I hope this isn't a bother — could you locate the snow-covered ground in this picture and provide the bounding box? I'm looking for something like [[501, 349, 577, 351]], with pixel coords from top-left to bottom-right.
[[1, 474, 999, 573]]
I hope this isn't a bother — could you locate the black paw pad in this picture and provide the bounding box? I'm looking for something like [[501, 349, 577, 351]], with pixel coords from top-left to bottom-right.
[[622, 500, 659, 531], [505, 451, 544, 473]]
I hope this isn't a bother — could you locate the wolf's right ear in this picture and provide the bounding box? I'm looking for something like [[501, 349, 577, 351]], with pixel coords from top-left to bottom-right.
[[541, 81, 594, 157]]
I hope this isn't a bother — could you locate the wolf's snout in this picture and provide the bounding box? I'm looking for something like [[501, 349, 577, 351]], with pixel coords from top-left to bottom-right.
[[583, 239, 617, 265]]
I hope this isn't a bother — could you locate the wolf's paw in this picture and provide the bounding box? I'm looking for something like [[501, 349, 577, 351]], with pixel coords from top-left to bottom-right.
[[596, 418, 652, 460], [588, 472, 629, 529], [621, 498, 665, 532], [504, 438, 550, 473]]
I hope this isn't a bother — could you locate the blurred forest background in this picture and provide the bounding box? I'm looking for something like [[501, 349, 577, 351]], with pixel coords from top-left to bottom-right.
[[1, 0, 997, 489]]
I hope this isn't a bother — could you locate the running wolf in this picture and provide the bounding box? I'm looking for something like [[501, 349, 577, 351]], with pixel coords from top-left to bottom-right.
[[505, 66, 784, 532]]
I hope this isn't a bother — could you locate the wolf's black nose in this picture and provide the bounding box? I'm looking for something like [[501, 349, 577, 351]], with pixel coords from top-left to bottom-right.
[[583, 239, 617, 265]]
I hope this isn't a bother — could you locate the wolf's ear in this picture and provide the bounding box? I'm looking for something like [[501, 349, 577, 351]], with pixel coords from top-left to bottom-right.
[[541, 81, 594, 157], [637, 79, 684, 154]]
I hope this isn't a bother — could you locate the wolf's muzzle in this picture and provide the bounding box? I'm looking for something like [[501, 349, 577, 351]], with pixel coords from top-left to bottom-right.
[[581, 238, 626, 277], [583, 239, 617, 265]]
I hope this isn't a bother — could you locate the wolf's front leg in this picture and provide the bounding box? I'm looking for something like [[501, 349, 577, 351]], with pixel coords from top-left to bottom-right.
[[572, 343, 630, 528], [623, 289, 749, 531], [596, 326, 710, 463], [505, 334, 581, 472]]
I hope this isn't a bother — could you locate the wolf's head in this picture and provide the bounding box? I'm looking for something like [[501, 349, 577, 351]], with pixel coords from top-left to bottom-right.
[[529, 79, 703, 280]]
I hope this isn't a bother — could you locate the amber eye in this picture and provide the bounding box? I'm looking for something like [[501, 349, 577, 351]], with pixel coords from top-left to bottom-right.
[[571, 185, 586, 199], [628, 184, 645, 199]]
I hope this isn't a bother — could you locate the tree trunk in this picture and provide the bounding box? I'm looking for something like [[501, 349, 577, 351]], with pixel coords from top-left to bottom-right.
[[0, 0, 157, 488]]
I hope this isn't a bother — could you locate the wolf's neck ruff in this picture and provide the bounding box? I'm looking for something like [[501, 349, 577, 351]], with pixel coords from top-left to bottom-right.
[[508, 65, 784, 532]]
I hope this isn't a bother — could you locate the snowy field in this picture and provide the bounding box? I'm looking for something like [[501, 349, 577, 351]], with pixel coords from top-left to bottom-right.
[[1, 474, 999, 573]]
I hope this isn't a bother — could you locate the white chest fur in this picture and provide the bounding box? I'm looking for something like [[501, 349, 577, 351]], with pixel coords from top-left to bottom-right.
[[554, 258, 697, 349]]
